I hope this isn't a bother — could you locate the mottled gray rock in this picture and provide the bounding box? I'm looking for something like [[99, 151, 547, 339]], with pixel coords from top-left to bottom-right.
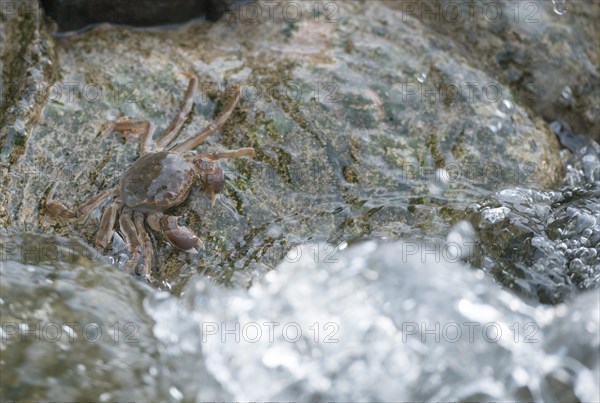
[[390, 0, 600, 140], [2, 1, 563, 291], [0, 0, 57, 223]]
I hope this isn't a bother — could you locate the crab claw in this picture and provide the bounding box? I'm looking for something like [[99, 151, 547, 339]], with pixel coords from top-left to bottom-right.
[[210, 191, 219, 207], [161, 215, 203, 252], [206, 164, 224, 207], [196, 159, 224, 207]]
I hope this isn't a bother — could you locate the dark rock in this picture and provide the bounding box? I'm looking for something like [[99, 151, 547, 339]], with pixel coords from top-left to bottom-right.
[[41, 0, 250, 32]]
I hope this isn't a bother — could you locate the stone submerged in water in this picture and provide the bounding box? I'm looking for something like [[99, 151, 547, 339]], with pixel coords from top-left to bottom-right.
[[0, 233, 178, 400], [465, 128, 600, 305]]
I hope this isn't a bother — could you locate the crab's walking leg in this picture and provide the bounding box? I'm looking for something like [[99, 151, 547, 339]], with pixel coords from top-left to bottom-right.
[[45, 185, 116, 221], [134, 212, 154, 281], [119, 209, 143, 276], [169, 84, 243, 153], [147, 212, 202, 251], [156, 73, 198, 150], [193, 148, 255, 161], [102, 120, 156, 155], [95, 201, 121, 249]]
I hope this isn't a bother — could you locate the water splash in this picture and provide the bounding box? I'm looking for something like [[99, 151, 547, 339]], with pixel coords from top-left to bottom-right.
[[552, 0, 568, 15], [496, 99, 515, 118], [487, 116, 504, 133], [1, 233, 599, 401], [559, 85, 574, 106], [466, 183, 600, 304]]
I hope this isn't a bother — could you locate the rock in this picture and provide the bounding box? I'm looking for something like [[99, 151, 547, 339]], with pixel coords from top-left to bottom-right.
[[0, 0, 57, 225], [41, 0, 249, 32], [550, 120, 600, 184], [1, 1, 563, 290], [390, 0, 600, 141]]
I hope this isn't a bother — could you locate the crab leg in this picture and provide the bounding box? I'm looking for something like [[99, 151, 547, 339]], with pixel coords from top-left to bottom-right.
[[45, 184, 116, 221], [192, 148, 255, 162], [169, 84, 243, 153], [133, 211, 154, 281], [95, 200, 121, 249], [155, 73, 198, 150], [119, 208, 143, 276], [102, 120, 156, 155]]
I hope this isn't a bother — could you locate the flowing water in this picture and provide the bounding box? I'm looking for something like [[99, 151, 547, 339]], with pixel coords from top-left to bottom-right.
[[1, 232, 598, 401]]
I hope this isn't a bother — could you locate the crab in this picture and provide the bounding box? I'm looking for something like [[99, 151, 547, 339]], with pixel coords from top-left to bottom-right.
[[45, 74, 254, 280]]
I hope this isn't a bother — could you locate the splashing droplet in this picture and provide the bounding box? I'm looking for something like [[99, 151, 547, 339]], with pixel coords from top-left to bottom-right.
[[497, 99, 515, 118], [169, 386, 183, 401], [553, 0, 567, 15], [417, 72, 427, 83], [487, 116, 503, 133], [559, 86, 574, 106]]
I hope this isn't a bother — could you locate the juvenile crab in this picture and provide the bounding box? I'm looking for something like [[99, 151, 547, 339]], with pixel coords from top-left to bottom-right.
[[45, 74, 254, 280]]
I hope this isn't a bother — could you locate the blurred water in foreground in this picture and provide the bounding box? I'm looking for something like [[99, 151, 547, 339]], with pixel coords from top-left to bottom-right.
[[1, 233, 598, 401]]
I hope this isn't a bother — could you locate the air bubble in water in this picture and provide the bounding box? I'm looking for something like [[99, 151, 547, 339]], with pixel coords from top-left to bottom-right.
[[553, 0, 567, 15], [169, 386, 183, 401], [430, 168, 450, 195], [560, 86, 573, 106], [497, 99, 515, 118], [487, 116, 503, 133], [417, 72, 427, 83]]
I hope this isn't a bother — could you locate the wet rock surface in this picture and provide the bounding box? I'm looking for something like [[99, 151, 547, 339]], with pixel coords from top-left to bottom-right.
[[1, 1, 599, 399], [390, 0, 600, 141], [1, 0, 565, 292], [0, 0, 57, 222]]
